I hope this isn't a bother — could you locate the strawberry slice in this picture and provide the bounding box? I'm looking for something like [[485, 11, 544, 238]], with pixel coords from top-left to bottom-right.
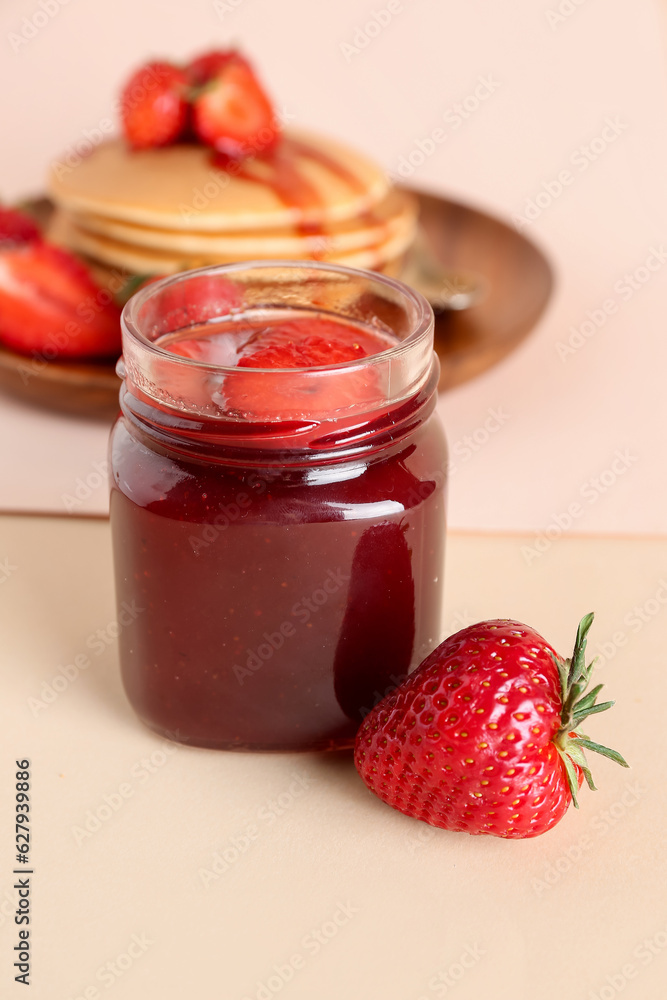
[[223, 317, 388, 420], [186, 49, 235, 88], [191, 53, 280, 159], [156, 313, 393, 420], [142, 274, 245, 410], [0, 242, 121, 359], [121, 61, 189, 150], [0, 207, 41, 250]]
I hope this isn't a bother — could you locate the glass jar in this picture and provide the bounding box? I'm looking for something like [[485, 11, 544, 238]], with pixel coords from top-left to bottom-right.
[[109, 261, 447, 752]]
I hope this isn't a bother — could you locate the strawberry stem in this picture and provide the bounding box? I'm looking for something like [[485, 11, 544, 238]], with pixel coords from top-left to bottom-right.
[[552, 613, 629, 808]]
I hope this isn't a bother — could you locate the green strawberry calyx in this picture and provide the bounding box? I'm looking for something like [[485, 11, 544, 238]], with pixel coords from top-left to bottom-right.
[[551, 613, 629, 808]]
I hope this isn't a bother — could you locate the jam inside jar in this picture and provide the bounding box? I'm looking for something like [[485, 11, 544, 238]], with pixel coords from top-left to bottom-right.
[[110, 262, 448, 752]]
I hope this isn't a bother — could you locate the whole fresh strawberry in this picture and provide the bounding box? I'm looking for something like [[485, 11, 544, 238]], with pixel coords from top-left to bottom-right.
[[354, 614, 628, 839], [120, 60, 189, 149]]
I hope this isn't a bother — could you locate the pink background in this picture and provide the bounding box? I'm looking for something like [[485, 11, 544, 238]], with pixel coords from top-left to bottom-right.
[[1, 0, 666, 535]]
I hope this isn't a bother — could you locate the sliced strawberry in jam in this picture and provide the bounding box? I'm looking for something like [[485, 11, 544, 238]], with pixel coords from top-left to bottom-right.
[[158, 314, 395, 421], [224, 316, 392, 421], [236, 319, 370, 370]]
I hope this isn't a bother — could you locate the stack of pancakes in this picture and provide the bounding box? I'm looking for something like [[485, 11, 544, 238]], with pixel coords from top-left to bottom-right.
[[48, 129, 417, 281]]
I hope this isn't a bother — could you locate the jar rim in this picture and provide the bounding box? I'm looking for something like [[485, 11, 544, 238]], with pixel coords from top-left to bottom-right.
[[121, 259, 434, 375]]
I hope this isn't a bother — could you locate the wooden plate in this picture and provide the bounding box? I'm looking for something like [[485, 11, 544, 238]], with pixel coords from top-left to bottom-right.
[[418, 190, 553, 390], [0, 344, 121, 418], [0, 190, 553, 417]]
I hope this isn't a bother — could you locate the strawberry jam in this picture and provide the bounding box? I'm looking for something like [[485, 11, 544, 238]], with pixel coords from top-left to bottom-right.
[[110, 262, 447, 751]]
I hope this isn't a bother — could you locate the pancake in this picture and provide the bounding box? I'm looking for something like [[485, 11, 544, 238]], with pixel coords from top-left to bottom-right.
[[51, 207, 415, 276], [49, 129, 390, 233], [71, 188, 417, 258], [48, 121, 416, 288]]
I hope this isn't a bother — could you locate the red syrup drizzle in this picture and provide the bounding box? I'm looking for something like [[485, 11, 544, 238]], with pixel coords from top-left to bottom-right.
[[286, 137, 389, 266], [213, 136, 390, 264]]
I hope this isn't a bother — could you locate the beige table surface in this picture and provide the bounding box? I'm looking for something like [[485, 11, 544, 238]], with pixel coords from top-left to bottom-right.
[[1, 515, 665, 1000]]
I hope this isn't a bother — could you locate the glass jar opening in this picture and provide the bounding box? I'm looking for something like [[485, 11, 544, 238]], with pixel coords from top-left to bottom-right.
[[120, 261, 435, 429]]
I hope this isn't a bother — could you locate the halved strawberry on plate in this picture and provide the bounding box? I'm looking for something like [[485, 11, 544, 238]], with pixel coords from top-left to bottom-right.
[[223, 317, 384, 421], [0, 212, 122, 360]]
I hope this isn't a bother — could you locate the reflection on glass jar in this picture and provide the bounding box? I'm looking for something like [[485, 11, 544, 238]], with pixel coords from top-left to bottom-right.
[[110, 261, 448, 752]]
